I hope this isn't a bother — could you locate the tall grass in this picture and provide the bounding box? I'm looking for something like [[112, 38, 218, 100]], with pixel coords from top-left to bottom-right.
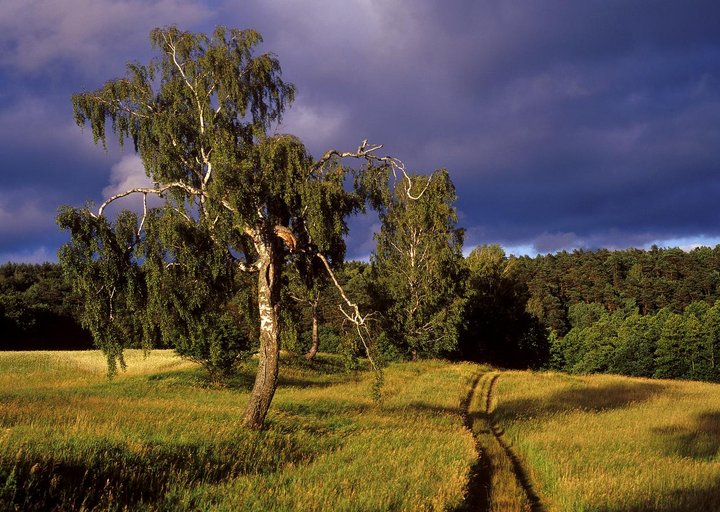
[[0, 351, 477, 511], [493, 371, 720, 511]]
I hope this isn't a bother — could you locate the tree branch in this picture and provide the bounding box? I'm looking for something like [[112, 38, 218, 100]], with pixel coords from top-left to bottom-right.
[[137, 193, 148, 236], [94, 182, 206, 217], [312, 139, 433, 199], [315, 253, 380, 375]]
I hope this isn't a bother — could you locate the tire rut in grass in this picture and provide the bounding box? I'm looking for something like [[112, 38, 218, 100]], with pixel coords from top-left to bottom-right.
[[457, 370, 546, 512], [485, 373, 546, 512], [456, 370, 493, 511]]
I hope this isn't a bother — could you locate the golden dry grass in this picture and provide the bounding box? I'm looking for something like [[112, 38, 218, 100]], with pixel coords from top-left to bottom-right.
[[493, 371, 720, 511], [0, 351, 478, 511]]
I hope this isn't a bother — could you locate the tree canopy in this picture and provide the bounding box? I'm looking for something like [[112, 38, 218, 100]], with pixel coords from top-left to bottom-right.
[[58, 25, 414, 428]]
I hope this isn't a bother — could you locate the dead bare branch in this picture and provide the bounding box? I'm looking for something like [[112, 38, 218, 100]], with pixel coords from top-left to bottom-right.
[[311, 139, 433, 200], [316, 253, 380, 375], [94, 182, 206, 217]]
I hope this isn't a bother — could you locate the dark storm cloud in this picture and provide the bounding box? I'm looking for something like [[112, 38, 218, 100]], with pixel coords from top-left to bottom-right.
[[0, 0, 213, 261], [1, 0, 719, 261]]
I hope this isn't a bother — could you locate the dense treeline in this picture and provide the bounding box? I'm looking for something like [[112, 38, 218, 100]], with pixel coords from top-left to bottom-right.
[[549, 300, 720, 381], [411, 243, 720, 381], [514, 245, 720, 336], [509, 245, 720, 382], [0, 263, 91, 350], [5, 243, 720, 383]]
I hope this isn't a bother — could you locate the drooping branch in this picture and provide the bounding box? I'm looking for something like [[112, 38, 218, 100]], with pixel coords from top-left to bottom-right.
[[315, 253, 380, 375], [81, 93, 152, 121]]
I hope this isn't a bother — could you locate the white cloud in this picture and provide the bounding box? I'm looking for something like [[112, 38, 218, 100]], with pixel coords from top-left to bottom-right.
[[103, 154, 153, 198], [277, 101, 347, 154], [647, 235, 720, 252]]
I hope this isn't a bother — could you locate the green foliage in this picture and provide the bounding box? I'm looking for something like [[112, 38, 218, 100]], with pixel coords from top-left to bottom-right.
[[654, 312, 690, 379], [71, 26, 294, 155], [551, 299, 720, 382], [702, 301, 720, 380], [140, 210, 256, 381], [279, 308, 300, 353], [0, 262, 90, 350], [503, 245, 720, 382], [609, 313, 657, 377], [460, 244, 547, 368], [315, 325, 342, 353], [57, 207, 145, 376], [59, 26, 370, 392], [515, 245, 720, 337], [568, 301, 607, 329], [372, 170, 465, 359]]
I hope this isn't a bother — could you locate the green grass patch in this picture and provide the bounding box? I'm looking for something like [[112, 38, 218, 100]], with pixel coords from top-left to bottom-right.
[[0, 350, 477, 511]]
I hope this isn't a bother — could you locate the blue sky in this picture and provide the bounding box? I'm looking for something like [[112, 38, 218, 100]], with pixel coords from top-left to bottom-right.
[[1, 0, 720, 262]]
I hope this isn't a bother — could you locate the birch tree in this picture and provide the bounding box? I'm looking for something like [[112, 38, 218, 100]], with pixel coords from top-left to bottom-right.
[[372, 169, 464, 359], [57, 25, 414, 429]]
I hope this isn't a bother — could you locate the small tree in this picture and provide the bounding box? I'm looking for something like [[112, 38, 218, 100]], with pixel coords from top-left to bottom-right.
[[285, 254, 330, 360], [371, 169, 464, 359], [58, 25, 418, 428]]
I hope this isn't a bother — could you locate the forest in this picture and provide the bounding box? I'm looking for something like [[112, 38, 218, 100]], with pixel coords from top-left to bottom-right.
[[3, 243, 720, 383]]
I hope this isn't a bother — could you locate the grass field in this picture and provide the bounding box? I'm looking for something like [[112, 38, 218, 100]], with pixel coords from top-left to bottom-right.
[[0, 350, 478, 511], [3, 351, 720, 511], [492, 371, 720, 511]]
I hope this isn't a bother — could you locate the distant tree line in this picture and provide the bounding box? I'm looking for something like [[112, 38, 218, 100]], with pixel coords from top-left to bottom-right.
[[0, 263, 91, 350], [513, 246, 720, 335], [512, 246, 720, 382], [549, 300, 720, 381], [5, 243, 720, 382]]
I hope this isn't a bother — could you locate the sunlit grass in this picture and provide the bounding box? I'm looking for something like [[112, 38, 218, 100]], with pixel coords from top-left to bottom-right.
[[493, 371, 720, 511], [464, 372, 532, 512], [0, 350, 477, 511]]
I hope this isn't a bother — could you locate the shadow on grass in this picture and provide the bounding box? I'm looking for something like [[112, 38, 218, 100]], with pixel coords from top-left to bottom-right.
[[276, 372, 361, 389], [0, 431, 331, 511], [277, 399, 370, 422], [605, 474, 720, 512], [385, 401, 463, 418], [654, 410, 720, 460], [493, 380, 668, 423], [216, 354, 361, 392]]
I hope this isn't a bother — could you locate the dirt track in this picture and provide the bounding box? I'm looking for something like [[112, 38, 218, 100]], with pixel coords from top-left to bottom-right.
[[457, 370, 546, 512]]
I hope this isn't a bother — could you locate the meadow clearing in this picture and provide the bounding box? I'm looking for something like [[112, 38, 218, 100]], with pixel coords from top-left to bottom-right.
[[0, 350, 478, 511], [1, 351, 719, 511], [492, 371, 720, 511]]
